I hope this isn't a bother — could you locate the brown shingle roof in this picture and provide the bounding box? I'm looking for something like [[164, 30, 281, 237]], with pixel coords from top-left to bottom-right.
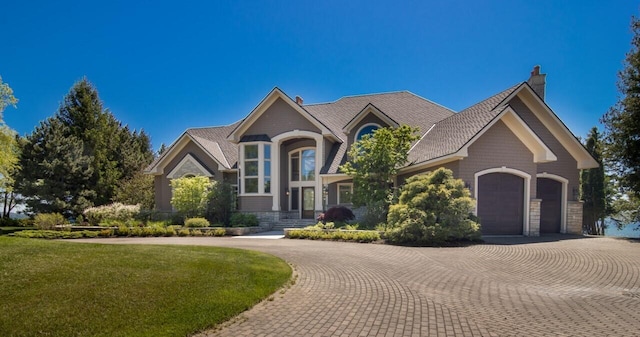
[[147, 84, 526, 175], [408, 83, 523, 165]]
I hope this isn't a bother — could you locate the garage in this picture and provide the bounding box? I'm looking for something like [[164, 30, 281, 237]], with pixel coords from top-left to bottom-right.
[[537, 178, 562, 233], [477, 173, 524, 235]]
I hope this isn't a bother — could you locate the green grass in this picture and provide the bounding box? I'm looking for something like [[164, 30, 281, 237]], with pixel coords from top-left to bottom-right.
[[0, 237, 291, 337]]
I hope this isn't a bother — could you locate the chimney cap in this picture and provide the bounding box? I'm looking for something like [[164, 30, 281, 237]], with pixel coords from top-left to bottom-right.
[[295, 96, 303, 105], [531, 65, 541, 76]]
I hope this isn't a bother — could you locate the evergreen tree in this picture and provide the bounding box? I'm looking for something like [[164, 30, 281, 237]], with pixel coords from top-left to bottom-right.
[[581, 127, 608, 235], [16, 119, 94, 216], [602, 16, 640, 198], [113, 171, 155, 210], [17, 78, 154, 215], [56, 78, 122, 205]]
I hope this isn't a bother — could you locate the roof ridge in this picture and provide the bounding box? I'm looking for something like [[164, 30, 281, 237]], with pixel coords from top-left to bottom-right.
[[187, 122, 240, 131], [305, 90, 411, 106]]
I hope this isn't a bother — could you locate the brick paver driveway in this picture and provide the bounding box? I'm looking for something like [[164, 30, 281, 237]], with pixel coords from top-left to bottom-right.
[[80, 235, 640, 336]]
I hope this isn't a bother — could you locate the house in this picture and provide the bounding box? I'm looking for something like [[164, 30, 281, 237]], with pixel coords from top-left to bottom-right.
[[145, 66, 599, 236]]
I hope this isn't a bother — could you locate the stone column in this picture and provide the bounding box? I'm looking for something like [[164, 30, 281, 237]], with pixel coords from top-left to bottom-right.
[[566, 201, 584, 235], [528, 199, 541, 237]]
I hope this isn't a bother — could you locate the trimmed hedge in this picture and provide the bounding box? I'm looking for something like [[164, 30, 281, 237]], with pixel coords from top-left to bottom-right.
[[285, 229, 381, 243]]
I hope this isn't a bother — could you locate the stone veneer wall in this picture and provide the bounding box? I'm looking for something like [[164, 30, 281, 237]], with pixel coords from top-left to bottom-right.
[[241, 211, 279, 229], [566, 201, 584, 235], [528, 199, 541, 237]]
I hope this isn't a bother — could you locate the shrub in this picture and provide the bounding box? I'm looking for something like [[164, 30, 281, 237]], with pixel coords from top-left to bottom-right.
[[321, 206, 355, 223], [206, 181, 236, 226], [230, 213, 259, 227], [75, 215, 84, 225], [385, 168, 481, 246], [0, 217, 20, 227], [99, 229, 114, 237], [17, 218, 34, 227], [116, 225, 130, 236], [178, 228, 190, 237], [285, 229, 380, 243], [211, 228, 226, 237], [130, 227, 144, 237], [34, 213, 66, 230], [14, 230, 98, 239], [164, 226, 177, 237], [184, 217, 210, 228], [190, 229, 204, 237], [83, 203, 141, 225]]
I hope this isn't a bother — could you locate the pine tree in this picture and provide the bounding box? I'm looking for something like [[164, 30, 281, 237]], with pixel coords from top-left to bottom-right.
[[581, 127, 607, 235], [602, 16, 640, 198], [16, 119, 95, 216]]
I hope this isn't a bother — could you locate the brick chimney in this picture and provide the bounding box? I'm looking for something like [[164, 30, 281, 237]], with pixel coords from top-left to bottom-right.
[[295, 96, 303, 105], [527, 65, 546, 101]]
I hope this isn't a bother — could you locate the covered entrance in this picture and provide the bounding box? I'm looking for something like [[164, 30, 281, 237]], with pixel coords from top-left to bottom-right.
[[477, 172, 525, 235]]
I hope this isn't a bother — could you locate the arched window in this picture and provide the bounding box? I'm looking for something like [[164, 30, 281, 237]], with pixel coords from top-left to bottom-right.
[[355, 123, 380, 141]]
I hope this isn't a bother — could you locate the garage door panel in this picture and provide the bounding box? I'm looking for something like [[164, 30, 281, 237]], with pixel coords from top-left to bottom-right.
[[478, 173, 524, 235], [538, 178, 562, 233]]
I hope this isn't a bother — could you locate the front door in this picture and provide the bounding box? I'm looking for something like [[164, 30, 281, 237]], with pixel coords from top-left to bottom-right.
[[302, 187, 315, 219]]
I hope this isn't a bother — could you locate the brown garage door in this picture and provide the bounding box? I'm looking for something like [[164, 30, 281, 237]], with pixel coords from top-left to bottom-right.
[[478, 173, 524, 235], [537, 178, 562, 233]]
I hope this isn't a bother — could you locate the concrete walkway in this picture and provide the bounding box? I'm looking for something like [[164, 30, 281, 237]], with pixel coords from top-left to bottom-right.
[[76, 235, 640, 336]]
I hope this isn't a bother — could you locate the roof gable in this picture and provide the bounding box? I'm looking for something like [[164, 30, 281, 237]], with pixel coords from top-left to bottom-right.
[[342, 103, 399, 134], [227, 87, 338, 143], [145, 124, 238, 175], [510, 84, 599, 169]]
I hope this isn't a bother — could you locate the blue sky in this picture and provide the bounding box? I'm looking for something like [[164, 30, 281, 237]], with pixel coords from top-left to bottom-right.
[[1, 1, 637, 150]]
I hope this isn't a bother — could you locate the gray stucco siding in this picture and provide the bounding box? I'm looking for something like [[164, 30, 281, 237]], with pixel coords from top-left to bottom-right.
[[509, 97, 580, 200], [239, 195, 272, 212], [244, 98, 320, 138], [458, 120, 537, 198]]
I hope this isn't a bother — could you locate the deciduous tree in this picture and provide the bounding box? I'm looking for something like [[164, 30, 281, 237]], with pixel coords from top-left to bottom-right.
[[170, 176, 213, 218], [340, 125, 419, 227]]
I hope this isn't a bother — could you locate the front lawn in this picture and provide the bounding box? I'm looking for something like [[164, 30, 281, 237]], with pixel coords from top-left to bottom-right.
[[0, 237, 291, 337]]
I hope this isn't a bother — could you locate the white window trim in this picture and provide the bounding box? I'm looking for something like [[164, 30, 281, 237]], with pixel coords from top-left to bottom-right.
[[355, 123, 381, 141], [337, 183, 353, 204], [240, 142, 272, 195]]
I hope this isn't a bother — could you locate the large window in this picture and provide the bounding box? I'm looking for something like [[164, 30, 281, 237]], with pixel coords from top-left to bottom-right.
[[290, 149, 315, 182], [242, 143, 271, 194]]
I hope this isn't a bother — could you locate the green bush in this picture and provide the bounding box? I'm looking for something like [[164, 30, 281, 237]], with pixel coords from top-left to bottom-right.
[[211, 228, 226, 237], [116, 225, 130, 236], [17, 218, 34, 227], [385, 168, 481, 246], [286, 229, 381, 243], [0, 217, 20, 227], [98, 229, 114, 237], [14, 230, 97, 239], [34, 213, 66, 230], [178, 228, 190, 237], [190, 229, 204, 237], [230, 213, 259, 227], [75, 214, 84, 225], [83, 203, 141, 225], [164, 226, 177, 237], [184, 217, 210, 227]]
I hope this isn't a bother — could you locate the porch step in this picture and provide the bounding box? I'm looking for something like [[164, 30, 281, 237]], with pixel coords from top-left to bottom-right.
[[271, 219, 316, 230]]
